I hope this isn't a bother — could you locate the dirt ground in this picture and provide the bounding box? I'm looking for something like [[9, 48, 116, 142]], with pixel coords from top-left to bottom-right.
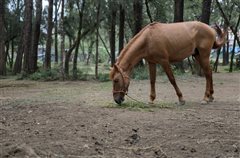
[[0, 72, 239, 158]]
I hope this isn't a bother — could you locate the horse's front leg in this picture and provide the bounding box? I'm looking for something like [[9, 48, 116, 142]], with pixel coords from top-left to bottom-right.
[[148, 62, 156, 104], [161, 61, 185, 105]]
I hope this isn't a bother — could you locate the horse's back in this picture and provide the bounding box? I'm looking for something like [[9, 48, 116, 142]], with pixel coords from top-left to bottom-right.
[[145, 21, 215, 62]]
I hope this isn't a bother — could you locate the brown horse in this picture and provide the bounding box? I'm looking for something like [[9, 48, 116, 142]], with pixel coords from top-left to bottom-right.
[[110, 21, 226, 105]]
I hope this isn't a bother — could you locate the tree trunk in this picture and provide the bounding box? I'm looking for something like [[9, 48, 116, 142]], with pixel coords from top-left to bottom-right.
[[118, 4, 125, 55], [54, 0, 59, 63], [13, 0, 24, 74], [73, 0, 85, 80], [23, 0, 33, 74], [133, 0, 143, 35], [133, 0, 144, 66], [174, 0, 184, 22], [213, 48, 221, 72], [44, 0, 54, 70], [31, 0, 42, 73], [10, 39, 14, 69], [229, 15, 240, 72], [0, 0, 6, 75], [13, 32, 24, 74], [60, 0, 65, 80], [222, 44, 227, 65], [200, 0, 212, 24], [95, 1, 101, 79], [174, 0, 185, 73], [110, 2, 116, 67], [145, 0, 153, 23]]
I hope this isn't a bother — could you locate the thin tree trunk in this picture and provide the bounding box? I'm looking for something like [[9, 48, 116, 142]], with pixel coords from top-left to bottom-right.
[[60, 0, 65, 80], [110, 2, 116, 67], [213, 49, 221, 72], [133, 0, 144, 66], [54, 0, 59, 63], [98, 33, 111, 58], [10, 39, 14, 69], [95, 1, 101, 79], [13, 0, 24, 74], [174, 0, 185, 73], [44, 0, 54, 70], [229, 36, 237, 72], [0, 0, 6, 75], [73, 0, 85, 80], [13, 32, 24, 74], [118, 4, 125, 55], [174, 0, 184, 22], [200, 0, 212, 24], [145, 0, 153, 23], [23, 0, 33, 74], [31, 0, 42, 73], [229, 15, 240, 72]]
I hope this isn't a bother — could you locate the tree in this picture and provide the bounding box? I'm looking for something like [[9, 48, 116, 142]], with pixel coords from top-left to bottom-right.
[[95, 1, 101, 79], [133, 0, 143, 35], [22, 0, 33, 74], [145, 0, 153, 23], [109, 1, 116, 67], [60, 0, 65, 80], [133, 0, 144, 66], [72, 0, 85, 79], [174, 0, 185, 73], [200, 0, 212, 24], [0, 0, 6, 75], [31, 0, 42, 73], [44, 0, 54, 70], [229, 14, 240, 72], [174, 0, 184, 22], [119, 3, 125, 54], [54, 0, 59, 64]]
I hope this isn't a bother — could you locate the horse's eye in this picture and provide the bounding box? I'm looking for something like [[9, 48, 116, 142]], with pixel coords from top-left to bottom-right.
[[114, 79, 119, 83]]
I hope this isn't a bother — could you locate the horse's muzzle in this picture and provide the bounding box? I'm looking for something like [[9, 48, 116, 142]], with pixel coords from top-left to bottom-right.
[[114, 96, 125, 105]]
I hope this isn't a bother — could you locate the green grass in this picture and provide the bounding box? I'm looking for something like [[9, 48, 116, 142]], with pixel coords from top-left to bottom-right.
[[105, 101, 174, 111]]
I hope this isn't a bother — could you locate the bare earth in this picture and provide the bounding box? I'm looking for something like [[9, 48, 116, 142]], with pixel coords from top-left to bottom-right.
[[0, 72, 239, 158]]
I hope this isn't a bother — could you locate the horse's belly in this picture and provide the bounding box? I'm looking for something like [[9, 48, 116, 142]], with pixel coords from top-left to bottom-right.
[[168, 45, 195, 62]]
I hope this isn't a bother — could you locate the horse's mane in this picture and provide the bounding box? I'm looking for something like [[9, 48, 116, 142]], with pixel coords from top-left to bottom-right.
[[110, 22, 159, 80], [116, 22, 158, 64]]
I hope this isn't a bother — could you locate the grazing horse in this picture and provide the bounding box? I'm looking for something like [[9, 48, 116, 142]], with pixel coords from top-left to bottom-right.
[[110, 21, 226, 105]]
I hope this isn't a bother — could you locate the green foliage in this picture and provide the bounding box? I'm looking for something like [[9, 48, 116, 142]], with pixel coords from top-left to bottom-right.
[[98, 73, 110, 82], [131, 66, 149, 80], [29, 69, 59, 81]]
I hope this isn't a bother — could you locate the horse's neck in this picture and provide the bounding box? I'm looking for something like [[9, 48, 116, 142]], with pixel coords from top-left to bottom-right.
[[118, 48, 144, 75]]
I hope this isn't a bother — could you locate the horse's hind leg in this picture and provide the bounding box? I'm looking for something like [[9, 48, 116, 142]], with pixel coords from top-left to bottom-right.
[[148, 62, 156, 103], [195, 50, 214, 104], [161, 61, 185, 105]]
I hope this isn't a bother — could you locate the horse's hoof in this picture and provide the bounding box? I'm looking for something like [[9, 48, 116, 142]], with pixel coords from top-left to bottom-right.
[[148, 101, 154, 104], [201, 100, 208, 105], [209, 96, 214, 102], [178, 100, 185, 105]]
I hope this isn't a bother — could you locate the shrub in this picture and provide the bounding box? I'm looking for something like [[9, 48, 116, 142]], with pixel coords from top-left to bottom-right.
[[98, 73, 110, 82], [131, 66, 149, 80], [29, 69, 59, 81]]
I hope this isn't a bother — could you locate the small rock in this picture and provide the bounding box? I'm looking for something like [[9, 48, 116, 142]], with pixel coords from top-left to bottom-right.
[[190, 148, 196, 153]]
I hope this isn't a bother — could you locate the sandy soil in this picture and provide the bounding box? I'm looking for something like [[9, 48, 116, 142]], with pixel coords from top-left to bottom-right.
[[0, 72, 239, 158]]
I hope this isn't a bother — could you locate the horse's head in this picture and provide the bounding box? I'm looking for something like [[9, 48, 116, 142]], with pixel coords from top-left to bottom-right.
[[110, 64, 130, 105]]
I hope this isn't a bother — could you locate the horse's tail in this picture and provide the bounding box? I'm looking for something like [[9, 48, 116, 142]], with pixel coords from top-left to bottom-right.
[[212, 24, 227, 49]]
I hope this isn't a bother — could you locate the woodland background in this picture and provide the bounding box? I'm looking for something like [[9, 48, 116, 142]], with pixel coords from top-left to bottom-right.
[[0, 0, 239, 80]]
